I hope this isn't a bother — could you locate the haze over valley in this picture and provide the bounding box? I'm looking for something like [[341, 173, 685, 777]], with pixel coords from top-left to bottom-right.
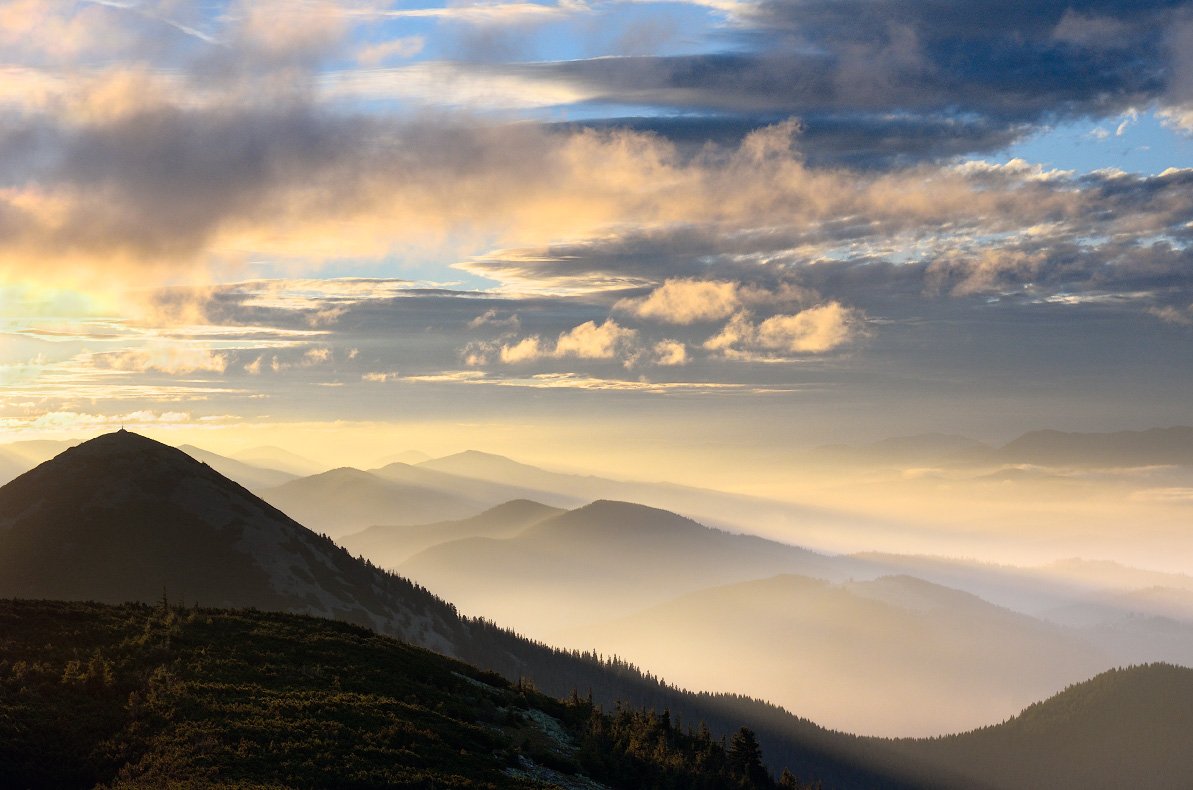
[[5, 429, 1193, 746], [5, 0, 1193, 784]]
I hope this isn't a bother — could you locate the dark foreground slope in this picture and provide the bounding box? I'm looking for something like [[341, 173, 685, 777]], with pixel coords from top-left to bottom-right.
[[880, 663, 1193, 790], [0, 600, 798, 789], [0, 432, 912, 787]]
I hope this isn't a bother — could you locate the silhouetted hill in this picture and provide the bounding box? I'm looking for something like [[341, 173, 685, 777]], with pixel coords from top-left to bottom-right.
[[399, 500, 845, 634], [342, 499, 565, 566], [258, 466, 482, 537], [0, 431, 917, 785], [883, 663, 1193, 789], [0, 430, 464, 652], [0, 599, 794, 789]]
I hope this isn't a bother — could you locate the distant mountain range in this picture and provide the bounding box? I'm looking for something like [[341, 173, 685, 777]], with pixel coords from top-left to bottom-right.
[[342, 499, 566, 566], [562, 573, 1108, 736], [394, 499, 843, 634], [0, 431, 913, 785], [813, 426, 1193, 469], [4, 430, 1193, 786], [258, 466, 486, 538]]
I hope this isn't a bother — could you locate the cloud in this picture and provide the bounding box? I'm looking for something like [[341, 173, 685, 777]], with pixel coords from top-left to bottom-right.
[[554, 318, 638, 359], [366, 1, 587, 26], [403, 370, 782, 393], [653, 339, 689, 366], [616, 279, 741, 324], [499, 319, 639, 363], [0, 409, 201, 432], [705, 302, 861, 358], [499, 336, 545, 363], [1148, 305, 1193, 326], [354, 36, 424, 65], [95, 346, 228, 375], [468, 309, 521, 330]]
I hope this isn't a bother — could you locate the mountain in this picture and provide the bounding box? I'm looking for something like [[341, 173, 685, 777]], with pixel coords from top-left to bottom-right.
[[995, 426, 1193, 467], [1041, 557, 1193, 594], [0, 430, 918, 785], [341, 499, 566, 567], [882, 664, 1193, 790], [231, 444, 327, 476], [807, 427, 1193, 471], [257, 466, 483, 538], [1043, 587, 1193, 628], [370, 461, 580, 509], [0, 430, 461, 651], [560, 573, 1110, 737], [398, 500, 846, 636], [0, 599, 789, 790], [370, 448, 432, 467], [417, 450, 883, 545], [177, 443, 298, 490]]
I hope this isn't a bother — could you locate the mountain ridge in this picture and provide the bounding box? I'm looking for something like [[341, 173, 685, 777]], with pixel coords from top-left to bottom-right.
[[0, 430, 921, 785]]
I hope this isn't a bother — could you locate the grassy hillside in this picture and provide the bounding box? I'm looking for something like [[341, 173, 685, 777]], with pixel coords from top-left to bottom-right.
[[882, 663, 1193, 790], [0, 600, 802, 789]]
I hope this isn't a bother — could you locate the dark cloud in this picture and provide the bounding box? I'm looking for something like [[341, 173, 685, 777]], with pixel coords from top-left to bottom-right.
[[466, 166, 1193, 316], [554, 113, 1028, 167], [522, 0, 1189, 158]]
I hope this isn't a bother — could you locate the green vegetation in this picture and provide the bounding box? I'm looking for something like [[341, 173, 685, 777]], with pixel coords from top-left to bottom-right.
[[0, 599, 809, 789]]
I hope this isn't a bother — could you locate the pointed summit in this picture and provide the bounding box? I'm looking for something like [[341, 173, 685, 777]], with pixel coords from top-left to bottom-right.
[[0, 431, 461, 652]]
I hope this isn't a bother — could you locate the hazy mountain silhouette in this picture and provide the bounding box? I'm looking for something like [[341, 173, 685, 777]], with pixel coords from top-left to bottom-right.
[[178, 444, 298, 490], [370, 448, 432, 467], [560, 573, 1109, 736], [370, 462, 580, 509], [231, 444, 327, 476], [398, 500, 846, 635], [341, 499, 565, 566], [258, 466, 483, 538], [995, 426, 1193, 467], [883, 663, 1193, 789], [417, 450, 881, 541], [848, 553, 1193, 610], [808, 426, 1193, 473], [1043, 587, 1193, 628]]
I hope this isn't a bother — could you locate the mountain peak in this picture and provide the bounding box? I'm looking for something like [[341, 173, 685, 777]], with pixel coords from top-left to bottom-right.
[[0, 431, 457, 653], [20, 430, 211, 484]]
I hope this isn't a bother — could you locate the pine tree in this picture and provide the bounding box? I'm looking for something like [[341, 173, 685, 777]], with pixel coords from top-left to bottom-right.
[[728, 727, 768, 785]]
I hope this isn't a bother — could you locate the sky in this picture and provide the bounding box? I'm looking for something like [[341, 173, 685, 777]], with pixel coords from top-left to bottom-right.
[[2, 0, 1193, 479]]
